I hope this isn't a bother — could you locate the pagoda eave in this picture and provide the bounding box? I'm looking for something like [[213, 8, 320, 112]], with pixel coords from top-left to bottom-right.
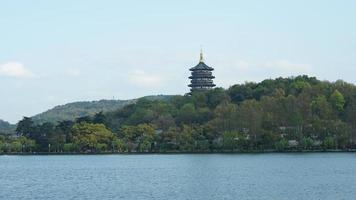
[[188, 84, 216, 87], [189, 76, 215, 79], [189, 68, 214, 71]]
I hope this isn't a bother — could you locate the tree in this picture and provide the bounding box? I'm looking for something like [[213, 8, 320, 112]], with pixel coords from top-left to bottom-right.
[[112, 138, 126, 152], [36, 122, 55, 151], [302, 137, 314, 150], [17, 136, 36, 152], [222, 131, 240, 151], [127, 108, 155, 125], [191, 92, 207, 108], [323, 137, 335, 150], [237, 100, 263, 149], [0, 136, 6, 153], [63, 143, 76, 152], [54, 120, 74, 149], [10, 141, 22, 152], [93, 111, 106, 124], [345, 100, 356, 145], [330, 90, 345, 112], [213, 101, 238, 133], [16, 117, 35, 137], [76, 116, 92, 123], [159, 127, 180, 151], [177, 103, 196, 124], [178, 125, 195, 151], [0, 141, 4, 153], [311, 95, 333, 120], [290, 80, 311, 94], [260, 131, 280, 149], [71, 122, 115, 152], [136, 123, 156, 152], [275, 138, 288, 151], [153, 114, 176, 131], [228, 82, 256, 103], [206, 88, 230, 108], [119, 125, 137, 152]]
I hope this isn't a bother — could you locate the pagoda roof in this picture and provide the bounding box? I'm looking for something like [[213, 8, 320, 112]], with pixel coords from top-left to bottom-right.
[[189, 62, 214, 71]]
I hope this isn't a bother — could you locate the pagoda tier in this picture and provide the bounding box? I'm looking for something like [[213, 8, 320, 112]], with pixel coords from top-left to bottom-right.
[[188, 52, 216, 93], [189, 79, 215, 86], [189, 71, 215, 79]]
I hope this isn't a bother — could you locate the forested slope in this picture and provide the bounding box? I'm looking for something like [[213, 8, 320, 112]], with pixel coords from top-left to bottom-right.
[[4, 76, 356, 153]]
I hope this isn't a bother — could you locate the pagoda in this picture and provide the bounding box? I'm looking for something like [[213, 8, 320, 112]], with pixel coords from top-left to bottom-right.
[[188, 50, 216, 93]]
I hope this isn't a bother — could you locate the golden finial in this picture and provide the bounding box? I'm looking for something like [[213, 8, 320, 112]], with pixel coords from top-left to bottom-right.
[[199, 46, 204, 62]]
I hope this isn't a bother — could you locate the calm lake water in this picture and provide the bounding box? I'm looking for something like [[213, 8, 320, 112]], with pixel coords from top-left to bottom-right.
[[0, 153, 355, 200]]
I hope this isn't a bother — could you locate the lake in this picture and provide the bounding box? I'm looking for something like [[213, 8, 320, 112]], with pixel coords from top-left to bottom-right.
[[0, 153, 355, 200]]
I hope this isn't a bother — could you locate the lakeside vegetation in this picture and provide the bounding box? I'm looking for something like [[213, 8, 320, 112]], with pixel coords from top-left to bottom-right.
[[1, 75, 356, 153]]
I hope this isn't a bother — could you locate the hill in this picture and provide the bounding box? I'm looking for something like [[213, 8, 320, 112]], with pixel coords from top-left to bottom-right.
[[31, 95, 172, 124], [0, 119, 15, 134], [13, 76, 356, 153]]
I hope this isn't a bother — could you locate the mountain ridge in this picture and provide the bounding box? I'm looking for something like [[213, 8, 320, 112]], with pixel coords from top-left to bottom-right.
[[31, 95, 173, 124]]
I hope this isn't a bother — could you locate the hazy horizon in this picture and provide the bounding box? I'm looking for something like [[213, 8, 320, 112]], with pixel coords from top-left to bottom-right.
[[1, 0, 356, 123]]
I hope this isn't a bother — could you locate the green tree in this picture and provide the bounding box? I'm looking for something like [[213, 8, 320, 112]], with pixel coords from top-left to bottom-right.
[[135, 124, 156, 152], [0, 140, 5, 153], [178, 125, 195, 151], [71, 122, 115, 152], [10, 141, 22, 152], [260, 131, 280, 149], [275, 138, 288, 151], [330, 90, 345, 112], [93, 111, 107, 124], [222, 131, 240, 151], [290, 80, 311, 94], [237, 100, 263, 149], [63, 143, 76, 152], [112, 138, 126, 152], [311, 95, 333, 119], [16, 117, 35, 137], [139, 140, 151, 152], [177, 103, 196, 124], [206, 88, 230, 108], [302, 137, 314, 150], [119, 125, 137, 152], [213, 101, 238, 133], [323, 137, 335, 150]]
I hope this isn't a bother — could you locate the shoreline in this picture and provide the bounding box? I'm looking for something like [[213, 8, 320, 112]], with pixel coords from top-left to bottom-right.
[[2, 149, 356, 155]]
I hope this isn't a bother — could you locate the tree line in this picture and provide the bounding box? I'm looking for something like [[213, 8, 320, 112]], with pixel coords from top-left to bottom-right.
[[2, 75, 356, 153]]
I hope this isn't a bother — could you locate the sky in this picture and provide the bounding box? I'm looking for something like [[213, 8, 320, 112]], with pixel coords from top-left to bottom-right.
[[1, 0, 356, 123]]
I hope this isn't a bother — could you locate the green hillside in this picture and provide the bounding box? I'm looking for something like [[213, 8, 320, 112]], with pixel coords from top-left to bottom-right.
[[12, 76, 356, 153], [31, 95, 172, 124]]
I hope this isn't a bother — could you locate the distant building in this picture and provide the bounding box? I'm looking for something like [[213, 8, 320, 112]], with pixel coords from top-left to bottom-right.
[[188, 50, 216, 93]]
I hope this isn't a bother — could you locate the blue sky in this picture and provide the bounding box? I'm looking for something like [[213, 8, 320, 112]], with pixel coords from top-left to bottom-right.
[[1, 0, 356, 123]]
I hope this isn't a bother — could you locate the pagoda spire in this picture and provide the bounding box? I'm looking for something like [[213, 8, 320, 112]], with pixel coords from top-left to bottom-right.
[[199, 47, 204, 62]]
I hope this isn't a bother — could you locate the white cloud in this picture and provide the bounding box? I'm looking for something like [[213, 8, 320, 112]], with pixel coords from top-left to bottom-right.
[[65, 68, 81, 77], [128, 69, 163, 88], [264, 60, 311, 73], [0, 62, 36, 78]]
